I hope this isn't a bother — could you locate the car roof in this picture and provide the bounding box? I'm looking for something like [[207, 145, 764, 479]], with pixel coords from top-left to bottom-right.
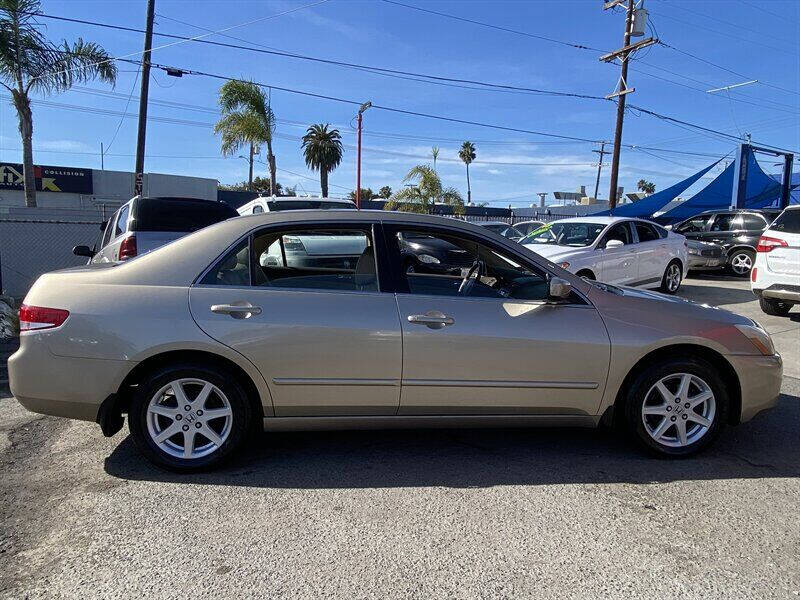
[[478, 221, 515, 226], [549, 216, 645, 225], [253, 196, 356, 205]]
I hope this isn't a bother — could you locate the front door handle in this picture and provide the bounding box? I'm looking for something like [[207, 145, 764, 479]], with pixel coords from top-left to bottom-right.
[[210, 302, 262, 319], [407, 310, 455, 329]]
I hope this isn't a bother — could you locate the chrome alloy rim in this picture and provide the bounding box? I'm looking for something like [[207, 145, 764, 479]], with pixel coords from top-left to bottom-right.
[[641, 373, 716, 448], [731, 252, 752, 275], [666, 263, 682, 292], [146, 378, 233, 459]]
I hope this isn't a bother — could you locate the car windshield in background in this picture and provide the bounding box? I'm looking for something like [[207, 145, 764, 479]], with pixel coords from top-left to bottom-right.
[[771, 210, 800, 234], [524, 222, 606, 247], [133, 198, 237, 232], [483, 224, 509, 234], [265, 200, 355, 211]]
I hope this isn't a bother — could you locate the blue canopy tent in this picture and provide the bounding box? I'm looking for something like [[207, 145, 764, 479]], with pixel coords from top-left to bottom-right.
[[658, 146, 782, 223], [592, 159, 722, 218]]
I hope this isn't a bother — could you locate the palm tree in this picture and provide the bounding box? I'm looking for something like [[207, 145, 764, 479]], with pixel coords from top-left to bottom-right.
[[215, 80, 277, 195], [459, 141, 476, 204], [384, 165, 463, 215], [0, 0, 117, 207], [431, 146, 439, 171], [637, 179, 656, 195], [301, 123, 343, 197]]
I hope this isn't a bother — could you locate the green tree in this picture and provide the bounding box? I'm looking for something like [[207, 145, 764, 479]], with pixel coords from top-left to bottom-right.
[[0, 0, 117, 207], [348, 188, 374, 202], [302, 123, 343, 198], [637, 179, 656, 195], [215, 80, 277, 195], [384, 165, 463, 215], [219, 176, 294, 196], [378, 185, 392, 199], [459, 141, 476, 205]]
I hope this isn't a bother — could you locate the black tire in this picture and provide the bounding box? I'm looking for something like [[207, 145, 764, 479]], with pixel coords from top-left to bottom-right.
[[727, 248, 755, 277], [576, 269, 595, 280], [128, 363, 253, 472], [659, 260, 683, 294], [759, 296, 792, 316], [622, 357, 728, 457]]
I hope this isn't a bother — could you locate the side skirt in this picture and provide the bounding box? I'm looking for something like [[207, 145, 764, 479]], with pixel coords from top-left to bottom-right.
[[262, 414, 601, 432]]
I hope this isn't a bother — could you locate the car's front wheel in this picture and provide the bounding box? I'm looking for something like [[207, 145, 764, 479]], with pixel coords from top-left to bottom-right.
[[623, 358, 728, 457], [759, 296, 792, 316], [128, 363, 254, 471]]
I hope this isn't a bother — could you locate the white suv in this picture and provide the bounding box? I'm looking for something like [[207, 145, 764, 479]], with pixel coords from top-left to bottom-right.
[[237, 196, 356, 215], [751, 205, 800, 316]]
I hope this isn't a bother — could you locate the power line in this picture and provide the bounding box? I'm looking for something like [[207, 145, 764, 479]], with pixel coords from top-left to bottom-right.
[[739, 0, 799, 23]]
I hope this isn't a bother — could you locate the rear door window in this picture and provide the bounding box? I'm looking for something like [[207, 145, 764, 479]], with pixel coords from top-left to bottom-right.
[[634, 222, 660, 243], [771, 210, 800, 234], [133, 198, 237, 232]]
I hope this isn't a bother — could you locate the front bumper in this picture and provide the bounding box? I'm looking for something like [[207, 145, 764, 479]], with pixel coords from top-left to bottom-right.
[[729, 353, 783, 422], [9, 336, 131, 422]]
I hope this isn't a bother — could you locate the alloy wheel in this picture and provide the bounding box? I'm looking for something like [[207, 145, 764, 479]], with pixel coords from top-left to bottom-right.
[[730, 252, 752, 275], [641, 373, 716, 448], [666, 264, 681, 292], [146, 378, 233, 459]]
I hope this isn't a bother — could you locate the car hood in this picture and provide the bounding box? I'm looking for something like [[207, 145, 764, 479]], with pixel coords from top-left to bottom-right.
[[523, 244, 588, 262]]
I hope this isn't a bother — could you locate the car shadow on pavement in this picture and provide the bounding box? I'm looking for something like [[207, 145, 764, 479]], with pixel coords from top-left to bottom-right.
[[679, 283, 757, 307], [104, 391, 800, 489]]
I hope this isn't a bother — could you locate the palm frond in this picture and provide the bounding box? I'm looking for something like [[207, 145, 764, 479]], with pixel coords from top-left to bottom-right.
[[218, 79, 274, 134], [301, 123, 343, 173]]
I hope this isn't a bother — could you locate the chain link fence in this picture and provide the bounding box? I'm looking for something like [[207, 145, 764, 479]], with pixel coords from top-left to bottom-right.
[[0, 218, 103, 298]]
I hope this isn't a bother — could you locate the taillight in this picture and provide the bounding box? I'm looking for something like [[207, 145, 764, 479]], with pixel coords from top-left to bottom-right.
[[756, 236, 787, 253], [119, 234, 137, 260], [751, 267, 758, 282], [19, 304, 70, 332]]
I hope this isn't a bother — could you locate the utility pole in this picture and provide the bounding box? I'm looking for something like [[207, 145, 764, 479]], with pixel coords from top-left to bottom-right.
[[592, 141, 607, 202], [355, 101, 371, 209], [100, 142, 104, 171], [248, 143, 254, 191], [134, 0, 155, 197], [600, 0, 656, 212]]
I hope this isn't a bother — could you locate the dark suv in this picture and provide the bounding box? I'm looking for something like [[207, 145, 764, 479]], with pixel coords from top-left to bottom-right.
[[672, 209, 781, 276]]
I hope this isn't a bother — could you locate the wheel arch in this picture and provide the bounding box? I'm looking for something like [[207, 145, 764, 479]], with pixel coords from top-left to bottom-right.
[[575, 268, 596, 280], [726, 245, 756, 260], [610, 344, 742, 426]]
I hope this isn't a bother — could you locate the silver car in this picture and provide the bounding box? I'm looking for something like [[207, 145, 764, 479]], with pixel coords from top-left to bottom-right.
[[10, 211, 782, 471]]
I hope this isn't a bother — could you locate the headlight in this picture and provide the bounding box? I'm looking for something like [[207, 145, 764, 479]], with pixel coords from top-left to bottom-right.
[[418, 254, 440, 264], [558, 261, 570, 269], [688, 247, 700, 255], [734, 323, 775, 356]]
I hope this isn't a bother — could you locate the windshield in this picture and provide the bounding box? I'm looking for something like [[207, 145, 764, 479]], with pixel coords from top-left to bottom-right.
[[483, 224, 509, 234], [522, 222, 606, 247], [266, 200, 355, 211]]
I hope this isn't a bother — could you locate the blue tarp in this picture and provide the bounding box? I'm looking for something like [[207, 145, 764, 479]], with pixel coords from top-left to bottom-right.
[[659, 146, 781, 223]]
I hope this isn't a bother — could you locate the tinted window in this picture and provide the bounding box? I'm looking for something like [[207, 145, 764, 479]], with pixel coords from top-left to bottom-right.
[[710, 214, 741, 232], [133, 198, 237, 232], [252, 228, 376, 292], [396, 229, 549, 300], [771, 210, 800, 234], [675, 216, 709, 234], [200, 240, 250, 286], [114, 204, 130, 238], [742, 214, 767, 231], [602, 222, 632, 246], [655, 225, 668, 239], [635, 222, 659, 243], [265, 200, 355, 211]]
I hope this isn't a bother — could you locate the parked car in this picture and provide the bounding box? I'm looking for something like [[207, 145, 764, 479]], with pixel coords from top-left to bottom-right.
[[73, 196, 238, 263], [512, 220, 546, 237], [10, 211, 781, 471], [687, 239, 727, 273], [476, 221, 525, 241], [237, 196, 356, 215], [751, 205, 800, 316], [671, 209, 781, 277], [523, 216, 688, 294]]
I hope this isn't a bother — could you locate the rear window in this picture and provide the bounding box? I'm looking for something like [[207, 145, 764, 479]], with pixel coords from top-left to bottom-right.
[[132, 198, 237, 232], [266, 200, 355, 211], [771, 210, 800, 234]]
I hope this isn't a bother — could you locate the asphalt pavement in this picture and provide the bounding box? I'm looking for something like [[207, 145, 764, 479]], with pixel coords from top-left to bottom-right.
[[1, 275, 798, 599]]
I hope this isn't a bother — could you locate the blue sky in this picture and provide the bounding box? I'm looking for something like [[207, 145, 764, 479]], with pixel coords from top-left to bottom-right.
[[0, 0, 798, 206]]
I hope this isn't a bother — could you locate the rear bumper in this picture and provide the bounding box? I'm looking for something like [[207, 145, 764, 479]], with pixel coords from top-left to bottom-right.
[[8, 336, 131, 422], [759, 284, 800, 304], [729, 353, 783, 423]]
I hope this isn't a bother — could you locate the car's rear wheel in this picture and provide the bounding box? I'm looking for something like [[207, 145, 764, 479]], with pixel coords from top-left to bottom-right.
[[728, 249, 755, 277], [759, 296, 792, 316], [623, 358, 728, 457], [128, 363, 253, 472], [660, 260, 682, 294]]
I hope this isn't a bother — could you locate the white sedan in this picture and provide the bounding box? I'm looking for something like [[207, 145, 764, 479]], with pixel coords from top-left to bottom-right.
[[522, 216, 688, 293]]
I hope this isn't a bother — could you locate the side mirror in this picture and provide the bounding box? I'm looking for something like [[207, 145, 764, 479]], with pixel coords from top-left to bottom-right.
[[73, 245, 94, 258], [548, 277, 572, 300], [605, 239, 624, 250]]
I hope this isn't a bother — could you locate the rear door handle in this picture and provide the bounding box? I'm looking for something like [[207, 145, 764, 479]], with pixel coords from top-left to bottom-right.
[[407, 310, 455, 329], [210, 302, 262, 319]]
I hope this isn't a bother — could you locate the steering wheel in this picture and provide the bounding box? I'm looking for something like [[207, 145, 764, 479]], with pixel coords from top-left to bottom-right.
[[458, 260, 484, 296]]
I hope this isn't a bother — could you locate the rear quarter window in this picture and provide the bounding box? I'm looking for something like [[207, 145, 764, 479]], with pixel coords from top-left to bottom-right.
[[132, 198, 238, 232], [771, 210, 800, 234]]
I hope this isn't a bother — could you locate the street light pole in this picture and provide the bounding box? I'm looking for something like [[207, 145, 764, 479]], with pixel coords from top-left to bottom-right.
[[355, 101, 371, 209]]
